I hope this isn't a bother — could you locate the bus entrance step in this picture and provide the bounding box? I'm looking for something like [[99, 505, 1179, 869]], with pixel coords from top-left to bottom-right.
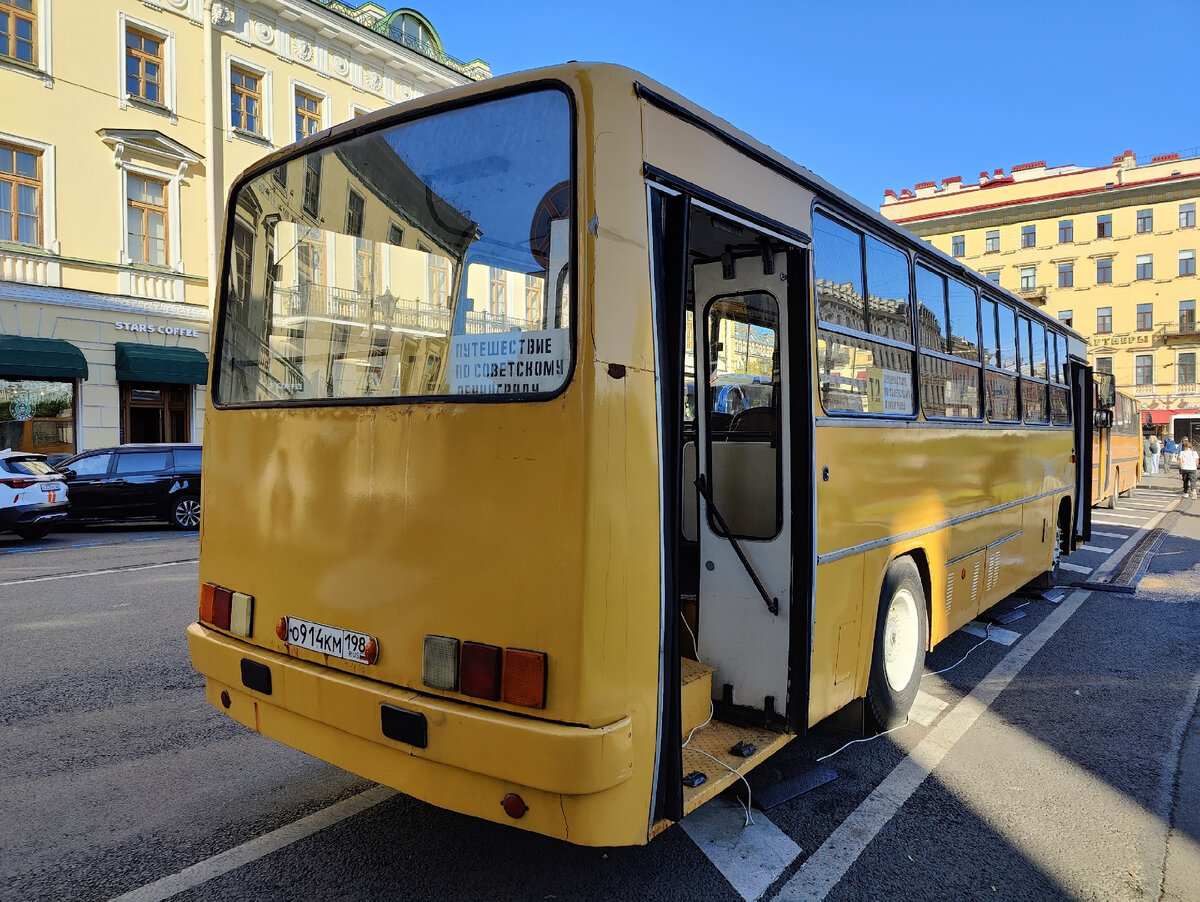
[[681, 657, 715, 739], [681, 720, 792, 817]]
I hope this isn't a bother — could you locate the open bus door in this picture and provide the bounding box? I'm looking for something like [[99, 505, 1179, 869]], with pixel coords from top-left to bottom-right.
[[1071, 362, 1096, 545]]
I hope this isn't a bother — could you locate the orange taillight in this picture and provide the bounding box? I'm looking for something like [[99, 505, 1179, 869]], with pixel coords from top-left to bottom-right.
[[502, 648, 547, 709], [199, 582, 215, 624]]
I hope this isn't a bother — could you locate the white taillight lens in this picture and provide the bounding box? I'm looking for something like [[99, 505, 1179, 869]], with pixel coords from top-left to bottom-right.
[[422, 635, 459, 691], [230, 592, 254, 637]]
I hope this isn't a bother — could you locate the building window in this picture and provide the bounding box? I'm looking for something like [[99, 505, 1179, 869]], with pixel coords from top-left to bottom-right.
[[1096, 306, 1112, 334], [1095, 356, 1112, 375], [1058, 309, 1073, 328], [345, 188, 364, 237], [1136, 254, 1153, 280], [488, 266, 506, 315], [985, 270, 1000, 285], [1135, 354, 1153, 386], [0, 140, 40, 244], [1097, 214, 1112, 239], [427, 253, 449, 307], [1058, 262, 1073, 288], [1021, 225, 1036, 248], [1179, 352, 1196, 385], [387, 223, 404, 246], [295, 90, 321, 142], [1181, 249, 1196, 277], [1182, 203, 1196, 229], [1137, 302, 1153, 331], [0, 0, 36, 65], [302, 155, 320, 217], [1058, 220, 1073, 243], [126, 174, 167, 266], [232, 221, 253, 300], [230, 66, 261, 135], [951, 235, 964, 257], [124, 28, 162, 103], [984, 230, 999, 253], [1136, 208, 1153, 233], [525, 274, 543, 325], [1182, 300, 1196, 331], [1097, 257, 1112, 284], [1020, 266, 1036, 290]]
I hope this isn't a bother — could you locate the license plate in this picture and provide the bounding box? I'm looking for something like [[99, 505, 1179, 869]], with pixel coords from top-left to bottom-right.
[[283, 616, 376, 664], [40, 482, 64, 493]]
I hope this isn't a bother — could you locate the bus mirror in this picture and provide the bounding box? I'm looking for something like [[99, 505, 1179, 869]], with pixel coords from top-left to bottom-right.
[[1093, 409, 1114, 429], [1096, 373, 1116, 409]]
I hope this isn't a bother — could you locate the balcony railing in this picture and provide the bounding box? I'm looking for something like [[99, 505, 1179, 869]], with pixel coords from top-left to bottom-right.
[[277, 285, 536, 335], [1160, 321, 1200, 342], [1017, 284, 1049, 305]]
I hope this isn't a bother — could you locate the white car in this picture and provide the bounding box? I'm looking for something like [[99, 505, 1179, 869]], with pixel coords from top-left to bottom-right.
[[0, 449, 70, 540]]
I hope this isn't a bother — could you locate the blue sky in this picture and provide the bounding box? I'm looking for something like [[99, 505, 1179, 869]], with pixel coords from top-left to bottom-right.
[[433, 0, 1199, 208]]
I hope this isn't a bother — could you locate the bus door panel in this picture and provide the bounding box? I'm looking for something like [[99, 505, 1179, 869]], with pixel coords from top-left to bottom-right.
[[692, 235, 793, 719], [1071, 362, 1093, 543]]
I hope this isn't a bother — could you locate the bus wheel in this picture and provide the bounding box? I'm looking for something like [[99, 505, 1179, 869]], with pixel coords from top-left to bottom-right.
[[1107, 487, 1118, 510], [867, 557, 928, 731]]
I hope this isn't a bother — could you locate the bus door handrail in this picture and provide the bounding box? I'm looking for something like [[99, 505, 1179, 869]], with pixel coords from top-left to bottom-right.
[[693, 473, 779, 616]]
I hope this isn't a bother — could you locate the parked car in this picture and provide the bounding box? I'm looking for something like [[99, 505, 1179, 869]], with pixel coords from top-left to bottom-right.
[[0, 449, 70, 540], [56, 443, 202, 530]]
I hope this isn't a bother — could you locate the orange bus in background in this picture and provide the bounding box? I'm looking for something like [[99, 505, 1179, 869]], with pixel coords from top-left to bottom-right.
[[1091, 375, 1141, 508]]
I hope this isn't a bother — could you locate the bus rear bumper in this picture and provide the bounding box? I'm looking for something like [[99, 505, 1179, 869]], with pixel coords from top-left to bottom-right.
[[187, 623, 636, 811]]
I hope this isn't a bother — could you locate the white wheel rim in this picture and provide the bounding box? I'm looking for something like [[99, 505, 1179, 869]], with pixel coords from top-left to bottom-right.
[[884, 587, 919, 692]]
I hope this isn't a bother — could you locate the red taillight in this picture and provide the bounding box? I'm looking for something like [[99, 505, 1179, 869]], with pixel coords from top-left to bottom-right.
[[502, 648, 547, 709], [212, 586, 233, 630], [0, 477, 36, 489], [459, 642, 502, 700], [501, 793, 528, 818], [276, 617, 288, 641]]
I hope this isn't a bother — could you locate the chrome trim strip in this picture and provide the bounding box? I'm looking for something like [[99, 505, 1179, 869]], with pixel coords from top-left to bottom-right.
[[946, 530, 1022, 566], [817, 489, 1061, 566]]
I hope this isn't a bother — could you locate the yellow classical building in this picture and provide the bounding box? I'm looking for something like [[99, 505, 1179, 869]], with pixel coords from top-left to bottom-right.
[[0, 0, 488, 454], [880, 149, 1200, 436]]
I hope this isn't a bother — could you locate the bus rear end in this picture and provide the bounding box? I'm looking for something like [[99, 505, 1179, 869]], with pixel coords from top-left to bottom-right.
[[188, 72, 664, 846]]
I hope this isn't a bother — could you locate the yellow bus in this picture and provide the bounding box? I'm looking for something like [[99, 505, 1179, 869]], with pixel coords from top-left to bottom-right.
[[1090, 376, 1141, 508], [188, 64, 1097, 846]]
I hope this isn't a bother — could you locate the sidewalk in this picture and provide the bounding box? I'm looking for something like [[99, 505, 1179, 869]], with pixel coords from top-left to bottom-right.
[[1129, 468, 1200, 901]]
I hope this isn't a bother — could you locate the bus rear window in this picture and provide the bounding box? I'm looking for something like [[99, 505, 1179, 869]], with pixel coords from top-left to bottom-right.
[[215, 88, 574, 404]]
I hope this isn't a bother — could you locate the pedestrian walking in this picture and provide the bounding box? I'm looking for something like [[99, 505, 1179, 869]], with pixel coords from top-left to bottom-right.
[[1150, 434, 1161, 475], [1179, 438, 1199, 498], [1164, 436, 1179, 469], [1144, 434, 1158, 475]]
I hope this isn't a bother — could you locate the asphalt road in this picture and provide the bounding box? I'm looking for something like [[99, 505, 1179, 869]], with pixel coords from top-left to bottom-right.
[[1, 490, 1198, 902]]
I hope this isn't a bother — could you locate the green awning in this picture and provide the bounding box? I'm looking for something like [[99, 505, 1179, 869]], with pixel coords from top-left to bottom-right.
[[0, 335, 90, 379], [115, 342, 209, 385]]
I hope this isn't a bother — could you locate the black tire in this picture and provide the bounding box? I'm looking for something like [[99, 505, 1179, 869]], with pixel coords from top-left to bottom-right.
[[16, 524, 51, 541], [866, 557, 928, 731], [170, 494, 201, 530]]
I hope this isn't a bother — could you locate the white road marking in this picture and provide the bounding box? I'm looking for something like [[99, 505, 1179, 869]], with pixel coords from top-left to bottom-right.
[[0, 559, 198, 587], [775, 589, 1089, 901], [908, 690, 949, 726], [1078, 543, 1114, 554], [108, 786, 396, 902], [681, 797, 802, 902], [1091, 512, 1150, 523], [1090, 530, 1128, 540], [774, 501, 1175, 901], [1056, 561, 1092, 574]]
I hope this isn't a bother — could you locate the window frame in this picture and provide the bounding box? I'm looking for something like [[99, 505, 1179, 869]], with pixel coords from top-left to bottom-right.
[[1136, 303, 1153, 331], [1096, 306, 1113, 334], [1180, 249, 1196, 277], [291, 80, 330, 143], [984, 229, 1000, 253], [1096, 257, 1113, 284], [1178, 351, 1197, 385], [226, 55, 273, 145], [1136, 208, 1153, 234], [1136, 254, 1153, 281], [1058, 220, 1073, 243], [951, 234, 964, 257], [1021, 225, 1036, 248], [116, 14, 175, 116], [1096, 214, 1112, 239], [0, 131, 56, 256], [125, 172, 169, 267], [1181, 203, 1196, 230], [1057, 262, 1073, 288], [0, 0, 50, 77], [1134, 353, 1154, 387]]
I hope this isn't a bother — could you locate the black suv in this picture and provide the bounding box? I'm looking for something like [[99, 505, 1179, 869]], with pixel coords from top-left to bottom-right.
[[57, 443, 202, 530]]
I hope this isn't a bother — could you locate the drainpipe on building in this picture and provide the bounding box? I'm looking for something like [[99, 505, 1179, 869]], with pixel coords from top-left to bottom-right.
[[203, 0, 219, 307]]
